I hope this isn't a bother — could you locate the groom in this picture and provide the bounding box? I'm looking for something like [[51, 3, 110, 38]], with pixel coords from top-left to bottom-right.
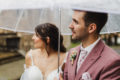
[[62, 10, 120, 80]]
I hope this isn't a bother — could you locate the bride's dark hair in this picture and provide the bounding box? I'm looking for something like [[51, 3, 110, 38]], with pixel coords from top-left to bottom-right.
[[35, 23, 66, 52]]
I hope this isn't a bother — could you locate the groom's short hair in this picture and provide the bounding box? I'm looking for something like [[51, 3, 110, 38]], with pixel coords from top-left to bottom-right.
[[84, 11, 108, 34]]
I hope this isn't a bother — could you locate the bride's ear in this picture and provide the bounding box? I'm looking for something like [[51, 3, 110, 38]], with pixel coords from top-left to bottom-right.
[[46, 37, 50, 44]]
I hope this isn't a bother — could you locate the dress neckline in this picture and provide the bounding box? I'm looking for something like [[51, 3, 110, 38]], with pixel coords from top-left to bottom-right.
[[24, 49, 66, 79], [24, 64, 62, 80]]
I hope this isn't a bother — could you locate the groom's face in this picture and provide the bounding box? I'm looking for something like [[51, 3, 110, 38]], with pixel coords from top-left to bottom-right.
[[69, 11, 89, 41]]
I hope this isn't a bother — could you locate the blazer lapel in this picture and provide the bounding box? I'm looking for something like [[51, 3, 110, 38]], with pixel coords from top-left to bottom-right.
[[75, 40, 105, 79], [68, 45, 81, 79]]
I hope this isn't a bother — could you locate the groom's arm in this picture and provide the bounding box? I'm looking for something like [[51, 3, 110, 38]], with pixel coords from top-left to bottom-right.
[[64, 62, 68, 80], [100, 59, 120, 80]]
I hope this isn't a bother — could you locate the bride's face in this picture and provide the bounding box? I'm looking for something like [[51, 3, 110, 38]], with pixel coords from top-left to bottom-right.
[[32, 34, 45, 49]]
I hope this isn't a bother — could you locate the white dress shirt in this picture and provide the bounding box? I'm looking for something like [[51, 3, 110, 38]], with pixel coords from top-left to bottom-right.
[[77, 37, 101, 72]]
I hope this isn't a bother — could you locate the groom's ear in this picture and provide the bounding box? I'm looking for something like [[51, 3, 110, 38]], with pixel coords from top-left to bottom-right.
[[88, 23, 97, 34], [46, 37, 50, 44]]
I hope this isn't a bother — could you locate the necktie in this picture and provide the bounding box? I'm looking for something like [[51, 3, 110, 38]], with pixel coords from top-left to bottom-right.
[[77, 48, 87, 72]]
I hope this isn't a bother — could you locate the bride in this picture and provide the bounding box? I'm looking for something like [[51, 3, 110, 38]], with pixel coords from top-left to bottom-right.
[[20, 23, 66, 80]]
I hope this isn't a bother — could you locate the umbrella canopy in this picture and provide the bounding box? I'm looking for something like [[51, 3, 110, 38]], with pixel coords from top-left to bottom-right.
[[0, 9, 72, 34], [0, 9, 120, 34], [0, 0, 120, 34]]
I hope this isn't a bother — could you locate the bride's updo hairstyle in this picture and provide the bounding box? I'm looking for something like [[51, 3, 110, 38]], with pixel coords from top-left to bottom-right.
[[35, 23, 66, 52]]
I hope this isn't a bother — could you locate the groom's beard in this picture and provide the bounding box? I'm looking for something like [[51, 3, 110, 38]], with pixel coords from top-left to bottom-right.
[[71, 31, 89, 42]]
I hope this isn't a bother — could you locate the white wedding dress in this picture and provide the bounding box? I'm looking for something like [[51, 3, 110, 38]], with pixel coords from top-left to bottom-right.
[[20, 50, 67, 80]]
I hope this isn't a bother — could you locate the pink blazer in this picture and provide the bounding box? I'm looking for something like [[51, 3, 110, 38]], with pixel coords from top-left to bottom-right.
[[64, 40, 120, 80]]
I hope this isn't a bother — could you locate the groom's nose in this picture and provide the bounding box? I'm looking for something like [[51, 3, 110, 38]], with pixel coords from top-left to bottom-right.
[[69, 23, 74, 29]]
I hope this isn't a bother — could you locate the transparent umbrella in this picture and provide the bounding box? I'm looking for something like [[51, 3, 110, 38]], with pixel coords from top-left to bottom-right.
[[0, 8, 72, 35], [0, 0, 120, 34], [0, 9, 120, 34]]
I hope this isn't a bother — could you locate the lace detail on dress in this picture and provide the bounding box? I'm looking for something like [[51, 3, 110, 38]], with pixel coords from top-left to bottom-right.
[[20, 50, 68, 80]]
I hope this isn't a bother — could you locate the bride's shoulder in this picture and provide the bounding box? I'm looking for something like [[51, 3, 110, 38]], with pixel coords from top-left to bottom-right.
[[25, 49, 42, 67], [27, 49, 41, 54], [25, 49, 39, 58]]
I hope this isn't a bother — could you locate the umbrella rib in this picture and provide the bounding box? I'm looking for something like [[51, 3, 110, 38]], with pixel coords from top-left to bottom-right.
[[14, 10, 24, 32]]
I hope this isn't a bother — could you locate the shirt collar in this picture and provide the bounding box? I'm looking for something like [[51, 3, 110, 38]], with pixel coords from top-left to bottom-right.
[[81, 37, 101, 54]]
